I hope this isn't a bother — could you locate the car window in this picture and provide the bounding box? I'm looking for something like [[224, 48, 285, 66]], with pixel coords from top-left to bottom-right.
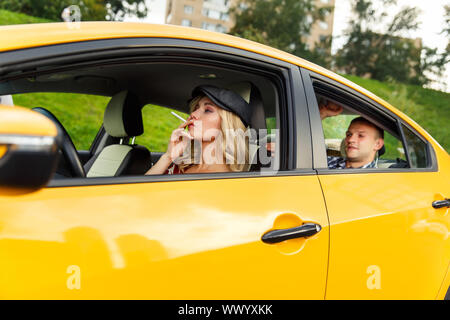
[[322, 112, 406, 163], [1, 54, 285, 179], [139, 104, 189, 153], [11, 92, 108, 150], [139, 99, 280, 172], [402, 124, 429, 168], [311, 81, 409, 169]]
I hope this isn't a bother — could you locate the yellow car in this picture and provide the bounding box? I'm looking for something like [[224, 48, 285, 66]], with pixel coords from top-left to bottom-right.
[[0, 22, 449, 300]]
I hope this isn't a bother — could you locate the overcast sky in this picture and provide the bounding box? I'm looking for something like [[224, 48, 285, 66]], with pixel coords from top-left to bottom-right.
[[125, 0, 450, 92]]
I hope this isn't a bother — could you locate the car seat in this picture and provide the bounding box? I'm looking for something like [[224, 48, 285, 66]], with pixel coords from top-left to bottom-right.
[[84, 91, 151, 177]]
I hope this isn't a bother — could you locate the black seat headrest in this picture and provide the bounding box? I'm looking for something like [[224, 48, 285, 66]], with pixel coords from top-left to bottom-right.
[[103, 90, 144, 138]]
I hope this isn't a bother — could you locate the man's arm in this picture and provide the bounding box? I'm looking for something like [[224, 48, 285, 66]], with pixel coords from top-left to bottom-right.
[[319, 100, 343, 120]]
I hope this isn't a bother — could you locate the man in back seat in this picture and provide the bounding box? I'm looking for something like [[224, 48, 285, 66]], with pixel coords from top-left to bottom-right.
[[319, 101, 384, 169]]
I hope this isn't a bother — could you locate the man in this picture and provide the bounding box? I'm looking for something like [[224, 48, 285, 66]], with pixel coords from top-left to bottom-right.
[[319, 100, 384, 169]]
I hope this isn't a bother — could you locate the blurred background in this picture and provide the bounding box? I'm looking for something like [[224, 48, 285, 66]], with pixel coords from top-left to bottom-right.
[[1, 0, 448, 152]]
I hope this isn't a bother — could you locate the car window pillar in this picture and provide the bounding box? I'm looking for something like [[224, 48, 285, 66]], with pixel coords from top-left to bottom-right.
[[299, 68, 328, 169]]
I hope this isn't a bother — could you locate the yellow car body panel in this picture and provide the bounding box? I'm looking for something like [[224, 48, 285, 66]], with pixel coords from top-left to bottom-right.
[[320, 171, 449, 299], [0, 176, 329, 299], [0, 105, 57, 137], [320, 136, 449, 299]]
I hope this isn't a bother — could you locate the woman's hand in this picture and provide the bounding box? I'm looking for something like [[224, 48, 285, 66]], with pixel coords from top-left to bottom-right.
[[145, 122, 193, 175], [166, 121, 194, 162]]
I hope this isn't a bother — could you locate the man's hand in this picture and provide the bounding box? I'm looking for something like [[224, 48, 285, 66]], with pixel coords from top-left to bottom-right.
[[319, 101, 343, 120]]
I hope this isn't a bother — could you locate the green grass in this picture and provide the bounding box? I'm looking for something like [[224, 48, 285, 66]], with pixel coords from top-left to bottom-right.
[[0, 9, 52, 25], [139, 106, 189, 152], [13, 93, 109, 150]]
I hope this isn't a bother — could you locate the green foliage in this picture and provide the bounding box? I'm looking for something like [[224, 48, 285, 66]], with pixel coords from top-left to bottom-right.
[[106, 0, 149, 21], [229, 0, 334, 68], [443, 5, 450, 63], [0, 8, 51, 24], [0, 0, 148, 21], [335, 0, 446, 86]]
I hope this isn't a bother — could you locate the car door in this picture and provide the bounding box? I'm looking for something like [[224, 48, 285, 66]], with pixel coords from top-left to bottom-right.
[[302, 69, 450, 299], [0, 42, 329, 299]]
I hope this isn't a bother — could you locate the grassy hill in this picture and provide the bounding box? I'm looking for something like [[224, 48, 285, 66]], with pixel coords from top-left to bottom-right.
[[0, 9, 52, 25], [1, 9, 449, 153]]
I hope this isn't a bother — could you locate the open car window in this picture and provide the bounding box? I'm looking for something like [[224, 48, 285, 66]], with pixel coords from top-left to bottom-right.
[[310, 77, 428, 170], [10, 92, 108, 151], [0, 50, 286, 180], [320, 104, 407, 167]]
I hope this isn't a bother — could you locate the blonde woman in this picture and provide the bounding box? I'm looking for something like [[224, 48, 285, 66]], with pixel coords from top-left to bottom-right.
[[145, 85, 253, 175]]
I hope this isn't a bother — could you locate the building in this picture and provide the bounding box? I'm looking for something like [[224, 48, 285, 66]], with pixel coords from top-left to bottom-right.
[[166, 0, 234, 33], [165, 0, 335, 49], [305, 0, 335, 50]]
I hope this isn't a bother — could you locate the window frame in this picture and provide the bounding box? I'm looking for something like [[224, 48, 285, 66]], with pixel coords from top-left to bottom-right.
[[0, 38, 315, 187], [301, 68, 438, 174]]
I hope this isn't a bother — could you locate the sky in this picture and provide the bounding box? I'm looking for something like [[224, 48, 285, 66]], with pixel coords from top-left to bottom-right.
[[124, 0, 450, 92]]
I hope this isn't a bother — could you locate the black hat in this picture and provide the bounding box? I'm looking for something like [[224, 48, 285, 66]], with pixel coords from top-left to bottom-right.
[[191, 85, 252, 127]]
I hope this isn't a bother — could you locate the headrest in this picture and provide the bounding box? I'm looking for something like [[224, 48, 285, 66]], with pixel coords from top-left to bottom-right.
[[0, 95, 13, 106], [227, 81, 266, 132], [103, 91, 143, 138]]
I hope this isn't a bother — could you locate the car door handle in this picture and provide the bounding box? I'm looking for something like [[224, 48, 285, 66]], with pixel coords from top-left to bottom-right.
[[261, 223, 322, 244], [432, 199, 450, 209]]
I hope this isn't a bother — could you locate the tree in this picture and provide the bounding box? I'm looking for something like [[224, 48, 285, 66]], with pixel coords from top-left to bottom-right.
[[228, 0, 333, 67], [0, 0, 149, 21], [443, 5, 450, 62], [335, 0, 446, 86]]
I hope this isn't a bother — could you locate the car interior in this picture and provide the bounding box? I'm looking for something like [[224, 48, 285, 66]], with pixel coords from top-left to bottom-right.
[[0, 60, 281, 178]]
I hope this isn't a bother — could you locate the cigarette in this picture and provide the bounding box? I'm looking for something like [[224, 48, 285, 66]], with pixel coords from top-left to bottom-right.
[[171, 111, 186, 122]]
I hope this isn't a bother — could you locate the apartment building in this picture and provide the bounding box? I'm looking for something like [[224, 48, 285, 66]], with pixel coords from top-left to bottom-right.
[[165, 0, 335, 49]]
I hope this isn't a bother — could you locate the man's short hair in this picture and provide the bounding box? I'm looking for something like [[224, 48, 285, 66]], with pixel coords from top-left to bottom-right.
[[349, 117, 384, 139]]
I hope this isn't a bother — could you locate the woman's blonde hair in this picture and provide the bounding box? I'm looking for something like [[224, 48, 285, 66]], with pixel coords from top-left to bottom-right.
[[177, 95, 250, 172]]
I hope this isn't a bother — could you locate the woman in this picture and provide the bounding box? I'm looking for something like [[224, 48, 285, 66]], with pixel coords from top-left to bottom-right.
[[145, 85, 253, 175]]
